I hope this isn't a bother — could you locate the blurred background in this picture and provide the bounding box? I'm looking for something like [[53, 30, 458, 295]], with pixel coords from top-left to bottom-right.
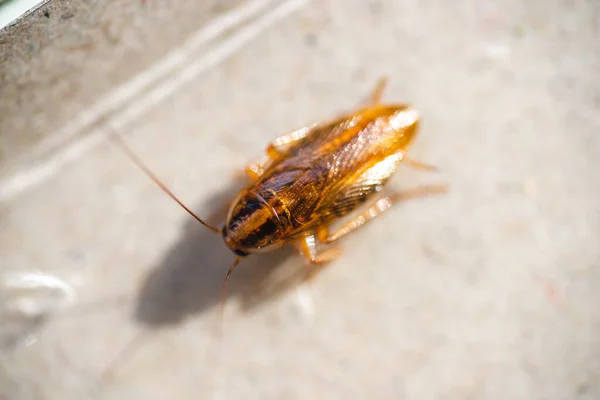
[[1, 0, 599, 399]]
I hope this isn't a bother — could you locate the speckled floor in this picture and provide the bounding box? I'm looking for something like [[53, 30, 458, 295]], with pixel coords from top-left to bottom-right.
[[1, 1, 599, 399]]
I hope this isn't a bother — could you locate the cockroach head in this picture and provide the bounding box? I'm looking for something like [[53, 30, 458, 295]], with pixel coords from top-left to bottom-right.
[[221, 189, 285, 256], [221, 226, 249, 257]]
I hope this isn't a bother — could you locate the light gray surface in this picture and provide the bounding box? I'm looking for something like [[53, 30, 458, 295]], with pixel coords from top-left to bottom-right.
[[1, 0, 599, 399], [0, 0, 248, 175]]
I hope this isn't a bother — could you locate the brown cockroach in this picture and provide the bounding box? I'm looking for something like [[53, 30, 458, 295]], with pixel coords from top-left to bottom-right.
[[111, 77, 446, 307]]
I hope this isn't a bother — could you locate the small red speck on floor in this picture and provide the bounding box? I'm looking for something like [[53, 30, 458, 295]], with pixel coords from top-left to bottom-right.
[[534, 276, 561, 304]]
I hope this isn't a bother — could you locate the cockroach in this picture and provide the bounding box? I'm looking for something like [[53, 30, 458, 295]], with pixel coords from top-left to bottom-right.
[[110, 77, 446, 308]]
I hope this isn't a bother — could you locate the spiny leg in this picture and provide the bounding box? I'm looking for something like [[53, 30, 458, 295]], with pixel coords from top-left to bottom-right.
[[321, 184, 448, 244]]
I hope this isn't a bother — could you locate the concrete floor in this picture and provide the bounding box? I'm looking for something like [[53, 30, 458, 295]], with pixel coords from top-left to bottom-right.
[[1, 0, 599, 399]]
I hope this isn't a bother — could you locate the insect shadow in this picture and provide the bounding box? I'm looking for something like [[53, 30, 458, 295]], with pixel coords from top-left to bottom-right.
[[133, 175, 306, 328]]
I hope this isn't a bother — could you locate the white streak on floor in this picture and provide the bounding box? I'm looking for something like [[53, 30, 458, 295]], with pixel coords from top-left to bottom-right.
[[0, 0, 309, 202]]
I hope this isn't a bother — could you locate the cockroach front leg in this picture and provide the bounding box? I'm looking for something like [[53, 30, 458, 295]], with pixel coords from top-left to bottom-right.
[[241, 125, 317, 181], [294, 232, 342, 282], [265, 125, 316, 159], [319, 184, 448, 244], [243, 155, 272, 181]]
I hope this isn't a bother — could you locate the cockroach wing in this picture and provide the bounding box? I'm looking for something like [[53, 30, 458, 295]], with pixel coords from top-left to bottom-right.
[[318, 152, 403, 225], [254, 105, 418, 238]]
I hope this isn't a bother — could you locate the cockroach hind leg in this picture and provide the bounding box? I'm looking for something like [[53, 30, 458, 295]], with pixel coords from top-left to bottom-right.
[[402, 156, 440, 172], [356, 76, 388, 107], [323, 184, 448, 243], [366, 76, 389, 105]]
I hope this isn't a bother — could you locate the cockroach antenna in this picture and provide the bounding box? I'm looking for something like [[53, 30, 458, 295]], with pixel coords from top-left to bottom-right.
[[107, 127, 243, 328], [107, 130, 221, 234]]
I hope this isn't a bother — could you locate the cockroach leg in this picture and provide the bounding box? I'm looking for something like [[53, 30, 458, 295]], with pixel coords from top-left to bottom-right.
[[244, 154, 272, 181], [322, 184, 448, 244], [303, 249, 341, 282], [367, 76, 389, 105], [315, 225, 330, 243], [294, 232, 342, 282], [295, 232, 342, 264], [236, 125, 318, 181], [265, 125, 316, 159], [403, 156, 440, 172], [259, 76, 390, 162], [234, 125, 318, 182]]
